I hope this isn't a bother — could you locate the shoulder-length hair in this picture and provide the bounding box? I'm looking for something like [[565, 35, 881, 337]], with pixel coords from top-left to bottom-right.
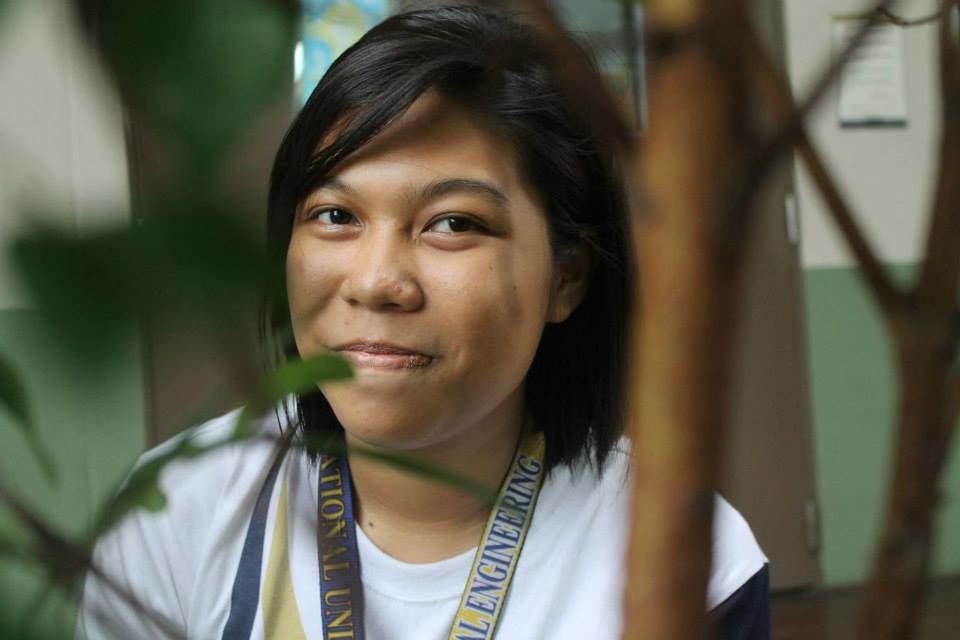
[[264, 4, 634, 472]]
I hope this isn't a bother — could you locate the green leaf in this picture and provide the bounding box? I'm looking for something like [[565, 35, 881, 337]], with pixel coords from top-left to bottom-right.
[[238, 352, 352, 429], [12, 202, 270, 360], [137, 483, 168, 513], [230, 412, 259, 441], [0, 353, 29, 426], [0, 354, 56, 483], [264, 353, 353, 398], [94, 452, 174, 535], [17, 430, 56, 485], [0, 528, 24, 559], [97, 0, 295, 167], [91, 433, 239, 537]]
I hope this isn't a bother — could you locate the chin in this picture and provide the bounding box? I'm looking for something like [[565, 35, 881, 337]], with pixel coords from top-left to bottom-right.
[[342, 422, 445, 452], [329, 403, 447, 451]]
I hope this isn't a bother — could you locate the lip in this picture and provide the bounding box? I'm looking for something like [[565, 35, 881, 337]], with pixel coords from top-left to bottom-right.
[[332, 341, 434, 370]]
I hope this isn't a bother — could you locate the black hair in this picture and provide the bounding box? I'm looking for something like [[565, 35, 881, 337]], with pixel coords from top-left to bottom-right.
[[264, 4, 633, 472]]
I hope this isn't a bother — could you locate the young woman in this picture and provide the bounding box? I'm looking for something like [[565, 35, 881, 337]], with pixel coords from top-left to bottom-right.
[[79, 6, 769, 639]]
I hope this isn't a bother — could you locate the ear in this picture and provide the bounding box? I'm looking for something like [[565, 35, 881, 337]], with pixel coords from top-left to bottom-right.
[[547, 243, 592, 324]]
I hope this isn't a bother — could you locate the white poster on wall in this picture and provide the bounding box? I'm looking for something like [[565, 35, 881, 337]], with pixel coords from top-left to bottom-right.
[[833, 21, 908, 127]]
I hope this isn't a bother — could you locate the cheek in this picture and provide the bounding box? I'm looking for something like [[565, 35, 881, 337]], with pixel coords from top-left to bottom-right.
[[494, 226, 556, 325], [430, 242, 554, 373], [285, 236, 339, 353]]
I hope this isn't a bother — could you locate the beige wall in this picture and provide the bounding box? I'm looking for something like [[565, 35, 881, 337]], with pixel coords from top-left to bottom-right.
[[782, 0, 960, 585], [783, 0, 940, 268], [0, 0, 129, 308], [0, 3, 142, 632]]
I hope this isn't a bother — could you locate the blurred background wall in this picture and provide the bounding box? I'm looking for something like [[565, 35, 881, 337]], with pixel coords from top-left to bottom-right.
[[0, 0, 145, 633], [783, 0, 960, 586]]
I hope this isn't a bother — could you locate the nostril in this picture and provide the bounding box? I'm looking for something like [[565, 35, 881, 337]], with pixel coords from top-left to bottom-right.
[[341, 272, 424, 312]]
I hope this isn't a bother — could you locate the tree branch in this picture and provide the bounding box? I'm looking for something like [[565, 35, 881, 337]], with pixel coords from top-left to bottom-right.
[[742, 0, 903, 211], [0, 483, 184, 639], [879, 7, 948, 26], [711, 0, 907, 330], [788, 0, 899, 135], [947, 359, 960, 438], [836, 7, 949, 27], [916, 1, 960, 313], [622, 2, 758, 638], [855, 4, 960, 636], [742, 19, 903, 322]]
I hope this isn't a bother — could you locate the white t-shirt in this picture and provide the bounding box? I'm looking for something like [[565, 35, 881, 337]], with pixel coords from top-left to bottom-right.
[[77, 409, 768, 639]]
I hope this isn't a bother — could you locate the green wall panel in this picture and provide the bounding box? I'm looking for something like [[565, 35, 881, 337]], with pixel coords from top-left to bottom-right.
[[804, 265, 960, 586], [0, 309, 145, 637]]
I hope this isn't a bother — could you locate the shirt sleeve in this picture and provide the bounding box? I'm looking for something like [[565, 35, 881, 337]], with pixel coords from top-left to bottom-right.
[[76, 413, 251, 640], [706, 495, 771, 640], [709, 564, 771, 640], [707, 495, 769, 608], [75, 504, 191, 640]]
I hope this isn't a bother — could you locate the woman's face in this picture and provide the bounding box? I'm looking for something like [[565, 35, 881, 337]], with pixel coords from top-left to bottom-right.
[[286, 92, 584, 451]]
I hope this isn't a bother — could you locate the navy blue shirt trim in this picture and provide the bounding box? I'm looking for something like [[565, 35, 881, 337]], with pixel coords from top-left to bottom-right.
[[710, 564, 771, 640]]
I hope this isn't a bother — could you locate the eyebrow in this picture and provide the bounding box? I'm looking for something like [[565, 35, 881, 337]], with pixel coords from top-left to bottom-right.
[[418, 178, 509, 208], [314, 176, 360, 198], [313, 176, 509, 208]]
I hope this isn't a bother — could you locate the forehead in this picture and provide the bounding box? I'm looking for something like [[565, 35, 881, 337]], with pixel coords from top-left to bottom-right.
[[323, 91, 527, 196]]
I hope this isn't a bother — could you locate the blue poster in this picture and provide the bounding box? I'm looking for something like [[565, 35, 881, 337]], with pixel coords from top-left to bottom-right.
[[297, 0, 389, 106]]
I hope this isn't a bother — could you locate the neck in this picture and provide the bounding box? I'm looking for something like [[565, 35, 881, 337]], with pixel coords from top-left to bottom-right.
[[344, 398, 524, 563]]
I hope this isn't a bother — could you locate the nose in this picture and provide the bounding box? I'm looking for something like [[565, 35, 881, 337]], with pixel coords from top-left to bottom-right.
[[340, 228, 425, 312]]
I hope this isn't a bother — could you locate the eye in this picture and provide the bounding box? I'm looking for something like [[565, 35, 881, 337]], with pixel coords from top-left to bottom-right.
[[427, 215, 483, 234], [308, 207, 358, 226]]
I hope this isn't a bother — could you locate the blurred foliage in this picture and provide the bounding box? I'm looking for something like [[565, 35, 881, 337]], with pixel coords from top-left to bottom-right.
[[1, 1, 301, 636], [0, 354, 56, 482], [0, 603, 53, 640], [1, 0, 295, 498], [255, 353, 353, 408], [12, 200, 270, 360], [7, 0, 298, 360], [86, 0, 296, 172], [0, 353, 29, 428], [92, 437, 200, 537], [93, 350, 352, 538]]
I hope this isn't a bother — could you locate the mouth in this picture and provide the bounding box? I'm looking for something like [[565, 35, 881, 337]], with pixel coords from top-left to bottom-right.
[[331, 341, 434, 370]]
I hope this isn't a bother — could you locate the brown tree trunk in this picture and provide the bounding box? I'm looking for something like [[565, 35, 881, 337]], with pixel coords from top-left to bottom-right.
[[623, 2, 754, 637], [857, 329, 956, 638], [858, 5, 960, 635], [740, 3, 960, 635]]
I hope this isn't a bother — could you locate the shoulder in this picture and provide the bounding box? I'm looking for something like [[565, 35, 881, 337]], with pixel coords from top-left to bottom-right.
[[136, 407, 285, 502], [708, 494, 768, 608], [109, 405, 292, 564], [77, 408, 288, 639], [538, 437, 768, 608]]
